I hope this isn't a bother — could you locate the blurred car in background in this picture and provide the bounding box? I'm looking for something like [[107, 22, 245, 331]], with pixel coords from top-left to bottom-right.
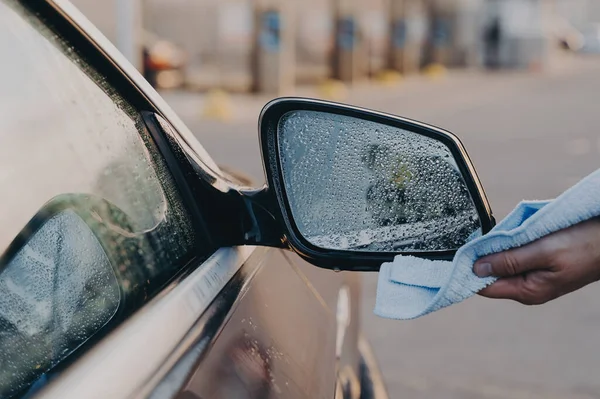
[[578, 23, 600, 53], [142, 30, 187, 89], [557, 22, 600, 54]]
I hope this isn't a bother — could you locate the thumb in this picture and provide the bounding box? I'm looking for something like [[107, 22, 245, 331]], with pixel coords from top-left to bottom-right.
[[473, 239, 550, 278]]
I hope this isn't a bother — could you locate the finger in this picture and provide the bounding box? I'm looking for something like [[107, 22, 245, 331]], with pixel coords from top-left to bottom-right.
[[478, 274, 552, 305], [478, 277, 523, 300], [473, 239, 551, 278]]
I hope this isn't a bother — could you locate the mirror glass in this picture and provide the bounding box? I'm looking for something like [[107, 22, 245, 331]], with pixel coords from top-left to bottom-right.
[[277, 110, 481, 252]]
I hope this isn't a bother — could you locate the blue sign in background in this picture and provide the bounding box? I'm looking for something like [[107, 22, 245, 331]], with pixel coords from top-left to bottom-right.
[[432, 18, 451, 47], [392, 19, 407, 49], [337, 17, 357, 50], [260, 10, 281, 52]]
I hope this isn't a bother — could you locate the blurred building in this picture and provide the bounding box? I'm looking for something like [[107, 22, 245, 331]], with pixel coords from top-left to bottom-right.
[[482, 0, 549, 69], [70, 0, 600, 91]]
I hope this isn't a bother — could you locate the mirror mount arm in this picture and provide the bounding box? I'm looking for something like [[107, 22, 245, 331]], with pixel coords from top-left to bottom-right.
[[142, 111, 285, 250], [239, 187, 287, 248], [213, 185, 286, 249]]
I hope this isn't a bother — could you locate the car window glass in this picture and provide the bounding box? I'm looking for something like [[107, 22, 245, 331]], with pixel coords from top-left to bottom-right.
[[0, 0, 197, 396], [0, 2, 166, 246], [278, 110, 480, 252]]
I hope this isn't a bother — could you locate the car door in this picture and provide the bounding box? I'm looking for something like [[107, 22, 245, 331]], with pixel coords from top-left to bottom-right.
[[0, 1, 372, 399], [0, 0, 214, 397]]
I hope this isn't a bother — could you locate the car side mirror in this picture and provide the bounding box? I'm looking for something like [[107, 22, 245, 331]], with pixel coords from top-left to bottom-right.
[[258, 98, 494, 271], [255, 98, 494, 270]]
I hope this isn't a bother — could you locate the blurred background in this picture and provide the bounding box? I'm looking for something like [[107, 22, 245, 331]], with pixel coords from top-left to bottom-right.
[[72, 0, 600, 92], [75, 0, 600, 397]]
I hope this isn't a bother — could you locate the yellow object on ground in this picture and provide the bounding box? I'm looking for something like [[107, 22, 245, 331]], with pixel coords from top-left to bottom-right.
[[202, 89, 234, 121], [373, 69, 403, 86], [317, 79, 348, 101], [422, 63, 447, 79]]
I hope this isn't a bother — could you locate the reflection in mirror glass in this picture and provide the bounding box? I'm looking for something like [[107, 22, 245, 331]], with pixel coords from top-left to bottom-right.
[[0, 210, 120, 397], [278, 110, 481, 252]]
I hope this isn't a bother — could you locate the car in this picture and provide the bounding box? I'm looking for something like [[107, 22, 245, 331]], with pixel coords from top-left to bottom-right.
[[578, 23, 600, 54], [142, 30, 187, 90], [556, 22, 600, 54], [0, 1, 495, 398]]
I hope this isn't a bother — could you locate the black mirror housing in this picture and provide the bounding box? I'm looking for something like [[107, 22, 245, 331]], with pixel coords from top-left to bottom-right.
[[256, 98, 495, 271]]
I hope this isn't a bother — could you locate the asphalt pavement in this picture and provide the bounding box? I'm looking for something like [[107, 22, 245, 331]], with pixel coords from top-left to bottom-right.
[[163, 55, 600, 398]]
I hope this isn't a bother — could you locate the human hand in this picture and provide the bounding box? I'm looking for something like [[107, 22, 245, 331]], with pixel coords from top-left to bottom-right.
[[473, 218, 600, 305]]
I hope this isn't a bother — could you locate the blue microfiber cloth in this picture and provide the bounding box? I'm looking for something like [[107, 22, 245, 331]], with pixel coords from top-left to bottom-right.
[[375, 168, 600, 320]]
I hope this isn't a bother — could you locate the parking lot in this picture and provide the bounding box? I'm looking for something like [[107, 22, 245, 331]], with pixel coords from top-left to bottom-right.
[[164, 55, 600, 398]]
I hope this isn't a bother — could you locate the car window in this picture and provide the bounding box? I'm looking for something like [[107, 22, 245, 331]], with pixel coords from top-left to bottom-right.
[[0, 0, 198, 397]]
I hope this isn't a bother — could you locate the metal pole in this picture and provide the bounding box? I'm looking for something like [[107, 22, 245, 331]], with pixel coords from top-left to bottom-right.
[[331, 0, 363, 83], [116, 0, 143, 71], [424, 0, 437, 65], [388, 0, 407, 72], [330, 0, 341, 80], [251, 0, 295, 94]]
